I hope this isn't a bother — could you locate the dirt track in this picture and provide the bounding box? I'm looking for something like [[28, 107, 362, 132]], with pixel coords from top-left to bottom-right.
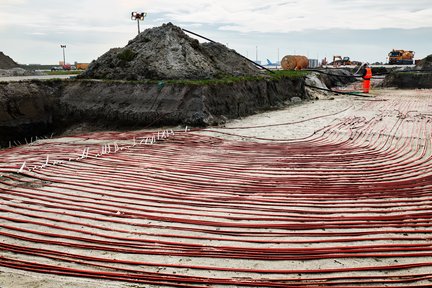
[[1, 88, 432, 287], [0, 75, 74, 82]]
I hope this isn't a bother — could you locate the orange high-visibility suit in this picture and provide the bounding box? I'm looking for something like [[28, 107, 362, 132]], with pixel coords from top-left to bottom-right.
[[362, 67, 372, 93]]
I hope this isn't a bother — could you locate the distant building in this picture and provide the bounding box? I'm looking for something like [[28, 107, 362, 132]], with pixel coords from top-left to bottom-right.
[[308, 59, 319, 68]]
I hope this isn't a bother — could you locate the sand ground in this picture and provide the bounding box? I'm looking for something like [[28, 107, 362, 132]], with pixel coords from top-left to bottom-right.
[[1, 87, 432, 287]]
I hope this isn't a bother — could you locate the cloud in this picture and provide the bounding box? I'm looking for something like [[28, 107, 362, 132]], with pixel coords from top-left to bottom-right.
[[0, 0, 431, 64], [30, 32, 47, 36], [1, 0, 431, 34], [142, 0, 432, 32]]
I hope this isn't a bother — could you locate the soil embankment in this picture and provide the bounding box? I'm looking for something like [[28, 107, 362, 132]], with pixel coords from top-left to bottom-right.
[[0, 80, 60, 146], [60, 77, 304, 127], [381, 72, 432, 89], [0, 76, 306, 147]]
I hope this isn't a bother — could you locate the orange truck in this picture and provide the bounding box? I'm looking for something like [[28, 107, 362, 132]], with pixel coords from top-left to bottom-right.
[[75, 63, 89, 70], [388, 49, 414, 65]]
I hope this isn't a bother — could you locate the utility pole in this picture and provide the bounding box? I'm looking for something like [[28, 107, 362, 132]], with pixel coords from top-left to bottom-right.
[[255, 46, 258, 63], [131, 12, 147, 35], [60, 45, 66, 65], [277, 48, 280, 68]]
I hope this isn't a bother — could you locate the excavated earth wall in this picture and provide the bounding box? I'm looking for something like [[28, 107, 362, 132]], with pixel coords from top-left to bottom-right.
[[381, 72, 432, 89], [0, 77, 305, 147], [0, 80, 60, 147]]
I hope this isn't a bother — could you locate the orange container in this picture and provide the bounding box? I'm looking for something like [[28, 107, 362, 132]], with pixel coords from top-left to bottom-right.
[[281, 55, 309, 70]]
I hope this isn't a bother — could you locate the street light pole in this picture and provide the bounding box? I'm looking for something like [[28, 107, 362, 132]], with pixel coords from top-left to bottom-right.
[[277, 48, 280, 68], [60, 45, 66, 65], [131, 12, 147, 35]]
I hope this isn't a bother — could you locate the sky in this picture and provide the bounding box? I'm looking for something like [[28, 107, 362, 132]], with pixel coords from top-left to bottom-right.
[[0, 0, 431, 65]]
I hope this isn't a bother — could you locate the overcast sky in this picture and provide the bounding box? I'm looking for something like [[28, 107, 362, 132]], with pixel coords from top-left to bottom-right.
[[1, 0, 431, 64]]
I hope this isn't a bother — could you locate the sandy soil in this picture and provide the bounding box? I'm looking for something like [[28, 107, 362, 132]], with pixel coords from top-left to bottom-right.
[[0, 75, 74, 82], [1, 87, 432, 287]]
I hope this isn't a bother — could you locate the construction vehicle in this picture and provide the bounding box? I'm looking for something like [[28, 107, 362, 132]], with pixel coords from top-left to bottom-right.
[[388, 49, 414, 65], [332, 55, 351, 66], [75, 63, 89, 70]]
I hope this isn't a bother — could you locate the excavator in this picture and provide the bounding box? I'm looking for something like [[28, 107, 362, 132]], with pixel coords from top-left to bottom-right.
[[388, 49, 414, 65]]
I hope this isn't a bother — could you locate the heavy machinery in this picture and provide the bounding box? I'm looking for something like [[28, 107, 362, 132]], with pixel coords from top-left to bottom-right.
[[332, 55, 351, 66], [388, 49, 414, 65], [75, 63, 89, 70]]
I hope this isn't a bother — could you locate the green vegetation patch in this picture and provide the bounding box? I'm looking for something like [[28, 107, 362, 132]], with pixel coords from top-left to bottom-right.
[[270, 70, 310, 78], [78, 70, 309, 86], [117, 49, 137, 62], [159, 70, 310, 84], [163, 75, 265, 86]]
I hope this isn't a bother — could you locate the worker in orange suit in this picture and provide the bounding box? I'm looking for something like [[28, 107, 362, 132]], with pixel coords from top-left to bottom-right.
[[361, 63, 372, 93]]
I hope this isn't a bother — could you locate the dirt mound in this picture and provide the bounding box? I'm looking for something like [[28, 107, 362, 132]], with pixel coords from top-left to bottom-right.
[[79, 23, 260, 80], [0, 52, 19, 69], [415, 54, 432, 70]]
